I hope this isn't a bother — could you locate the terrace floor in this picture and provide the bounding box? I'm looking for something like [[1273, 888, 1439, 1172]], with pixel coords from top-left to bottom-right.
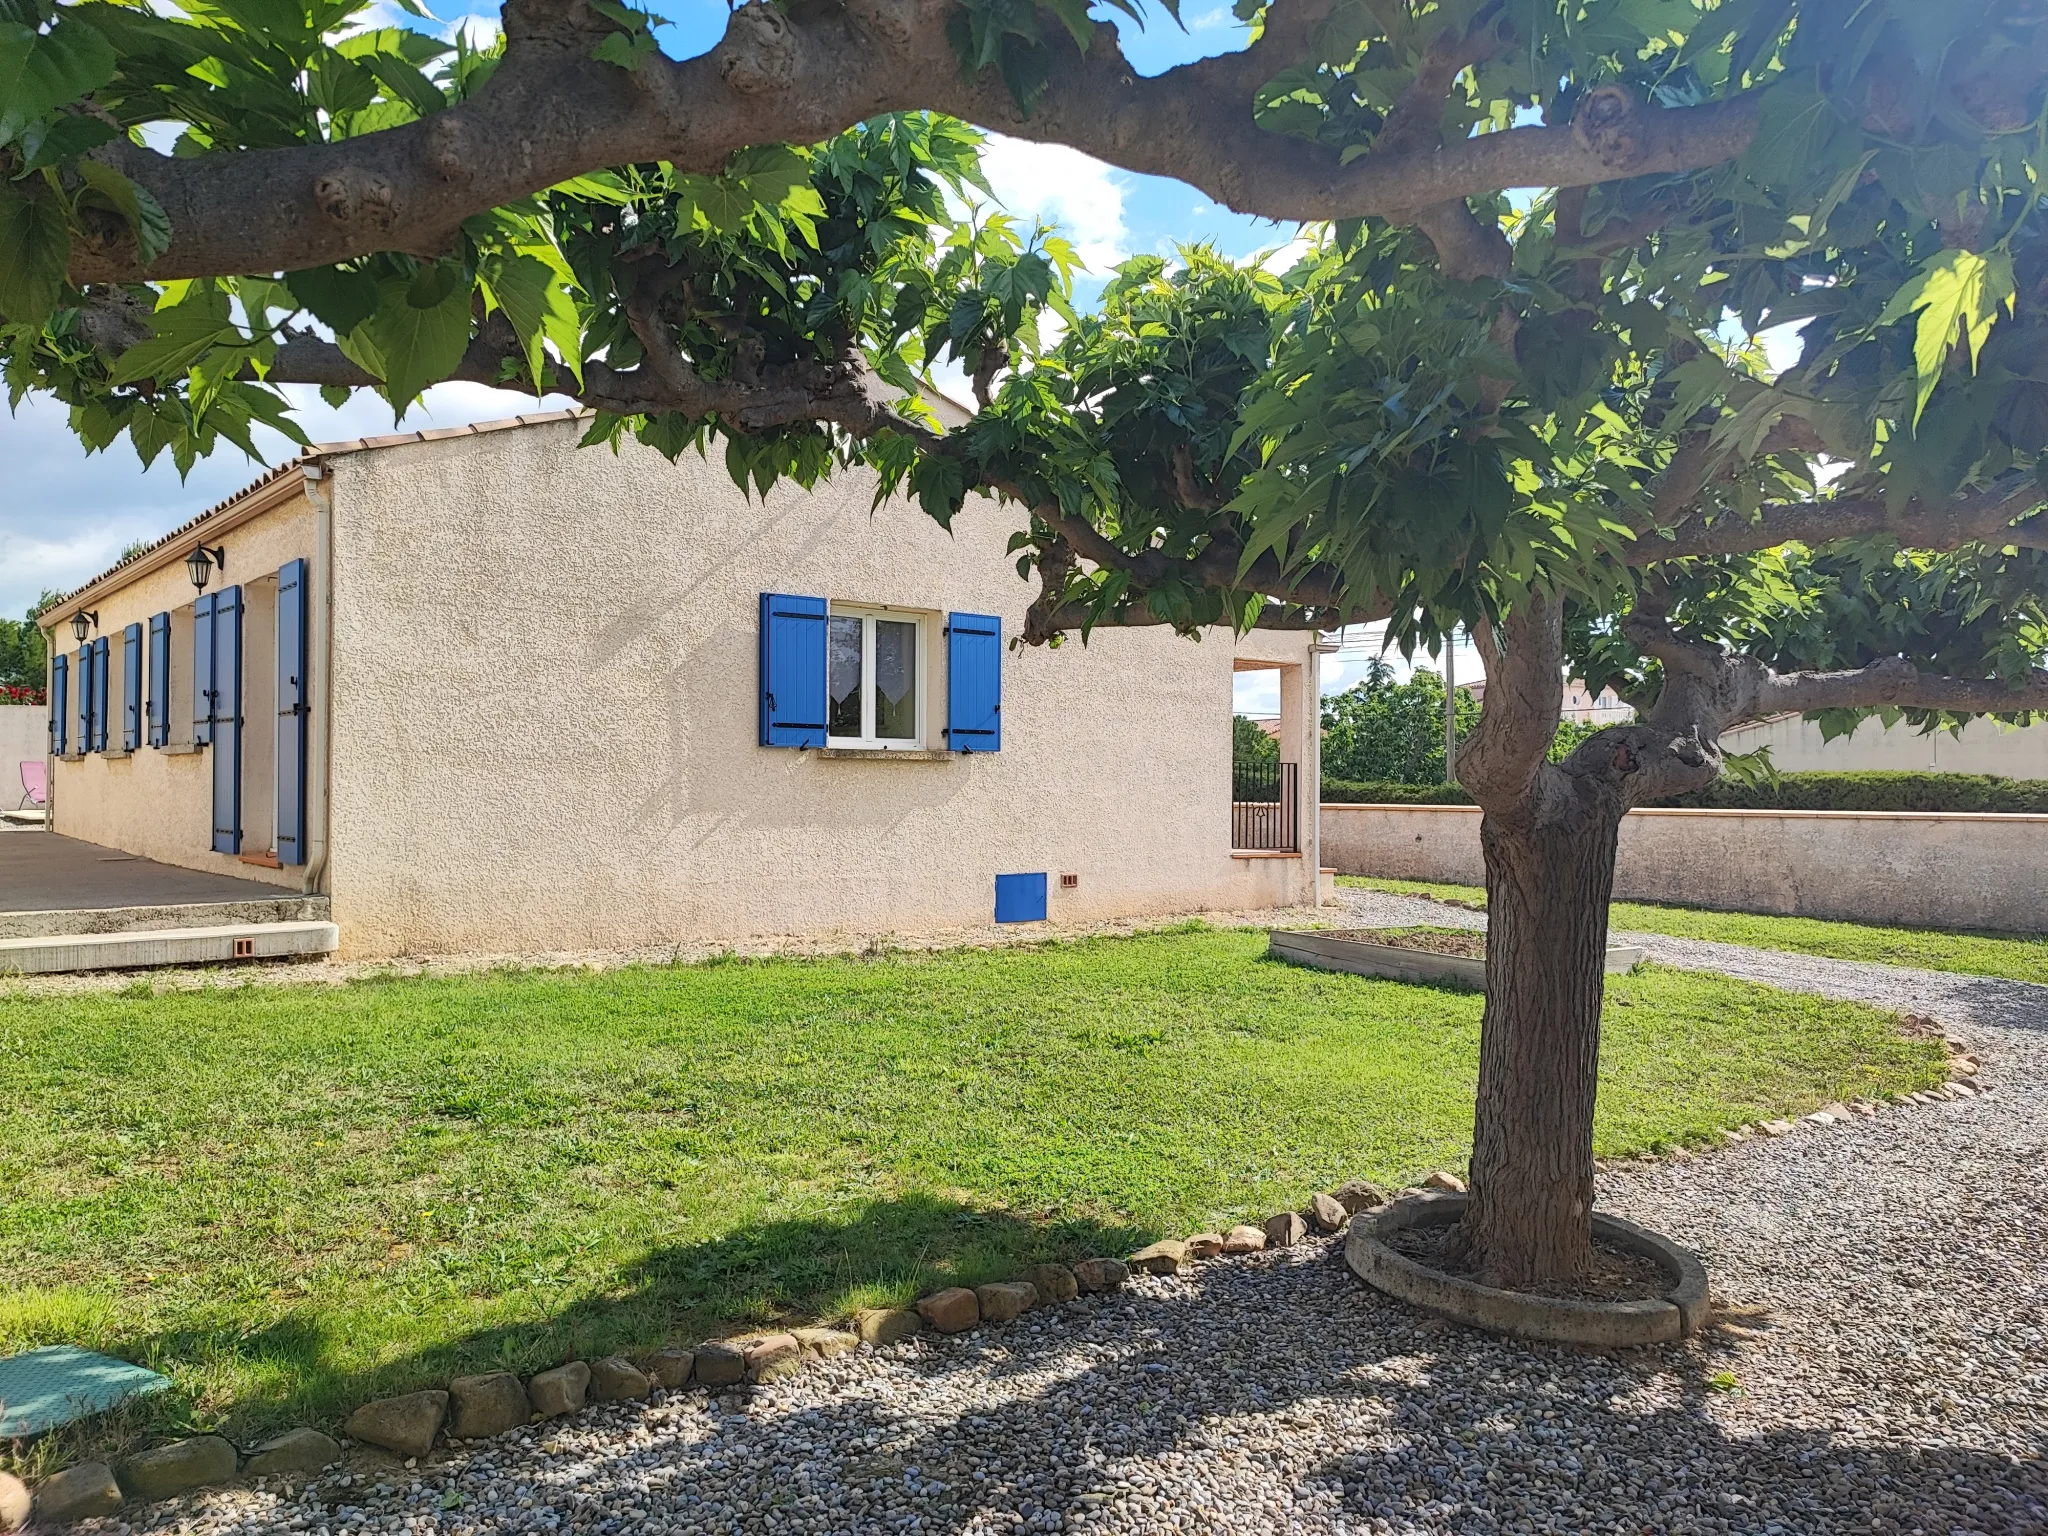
[[0, 831, 297, 914]]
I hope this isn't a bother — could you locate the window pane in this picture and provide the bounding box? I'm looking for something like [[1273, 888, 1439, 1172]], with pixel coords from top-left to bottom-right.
[[828, 615, 863, 738], [874, 620, 917, 739]]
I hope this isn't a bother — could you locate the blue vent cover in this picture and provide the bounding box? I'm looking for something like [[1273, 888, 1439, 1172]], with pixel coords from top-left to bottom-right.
[[994, 872, 1048, 924]]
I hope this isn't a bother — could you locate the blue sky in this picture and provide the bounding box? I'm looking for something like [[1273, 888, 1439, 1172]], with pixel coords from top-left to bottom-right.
[[1, 0, 1442, 705]]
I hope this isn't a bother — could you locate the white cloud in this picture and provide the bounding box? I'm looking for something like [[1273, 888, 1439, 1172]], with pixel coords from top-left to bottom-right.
[[1185, 4, 1237, 30], [0, 381, 574, 619], [976, 134, 1131, 274]]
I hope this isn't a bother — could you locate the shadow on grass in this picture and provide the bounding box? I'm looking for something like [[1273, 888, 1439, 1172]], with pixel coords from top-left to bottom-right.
[[24, 1193, 1151, 1468]]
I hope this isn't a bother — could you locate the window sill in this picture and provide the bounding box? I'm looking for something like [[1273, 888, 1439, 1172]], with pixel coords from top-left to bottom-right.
[[816, 747, 955, 762], [58, 752, 86, 763], [163, 742, 204, 756], [239, 849, 282, 869], [101, 749, 132, 761], [1231, 849, 1303, 860]]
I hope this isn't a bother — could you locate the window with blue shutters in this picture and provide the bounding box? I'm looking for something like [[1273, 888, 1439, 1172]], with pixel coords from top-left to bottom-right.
[[147, 612, 170, 747], [275, 559, 309, 864], [90, 635, 109, 752], [759, 593, 829, 748], [210, 585, 243, 854], [193, 592, 215, 747], [944, 612, 1002, 752], [50, 653, 67, 756], [74, 645, 91, 754], [122, 623, 142, 751]]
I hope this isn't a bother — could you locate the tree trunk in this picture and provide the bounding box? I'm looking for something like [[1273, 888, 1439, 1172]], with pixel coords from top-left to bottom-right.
[[1460, 800, 1623, 1290]]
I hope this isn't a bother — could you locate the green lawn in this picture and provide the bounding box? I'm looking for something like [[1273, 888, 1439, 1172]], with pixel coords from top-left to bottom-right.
[[0, 926, 1944, 1460], [1338, 875, 2048, 983]]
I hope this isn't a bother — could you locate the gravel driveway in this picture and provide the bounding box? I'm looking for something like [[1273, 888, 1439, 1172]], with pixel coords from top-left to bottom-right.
[[123, 896, 2048, 1536]]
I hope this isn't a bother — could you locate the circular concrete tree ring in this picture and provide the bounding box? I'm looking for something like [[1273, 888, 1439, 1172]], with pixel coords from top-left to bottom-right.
[[1344, 1192, 1709, 1347]]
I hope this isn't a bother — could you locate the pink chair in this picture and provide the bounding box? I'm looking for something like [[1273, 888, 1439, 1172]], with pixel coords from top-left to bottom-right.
[[17, 760, 46, 809]]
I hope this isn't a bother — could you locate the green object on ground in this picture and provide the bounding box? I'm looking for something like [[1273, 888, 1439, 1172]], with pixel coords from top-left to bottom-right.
[[1339, 876, 2048, 983], [0, 1345, 169, 1436], [0, 927, 1945, 1451]]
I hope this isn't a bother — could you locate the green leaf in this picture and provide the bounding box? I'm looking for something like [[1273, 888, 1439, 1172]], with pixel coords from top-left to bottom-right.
[[352, 269, 475, 411], [108, 286, 239, 385], [0, 176, 68, 324], [75, 160, 172, 265], [478, 248, 579, 393], [285, 265, 381, 335], [13, 110, 114, 171], [0, 12, 117, 145], [1876, 248, 2016, 427]]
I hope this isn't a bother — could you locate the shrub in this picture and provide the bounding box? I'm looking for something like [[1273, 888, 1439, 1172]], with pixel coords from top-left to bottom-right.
[[1321, 777, 1475, 805]]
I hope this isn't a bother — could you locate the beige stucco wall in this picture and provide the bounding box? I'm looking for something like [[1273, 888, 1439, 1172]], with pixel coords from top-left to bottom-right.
[[1320, 802, 2048, 932], [1719, 712, 2048, 777], [321, 419, 1312, 957], [38, 492, 313, 890]]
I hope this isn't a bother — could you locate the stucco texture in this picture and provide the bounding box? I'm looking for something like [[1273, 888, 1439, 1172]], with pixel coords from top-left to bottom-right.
[[37, 494, 313, 891], [1, 705, 40, 800], [322, 420, 1310, 957], [1319, 802, 2048, 933]]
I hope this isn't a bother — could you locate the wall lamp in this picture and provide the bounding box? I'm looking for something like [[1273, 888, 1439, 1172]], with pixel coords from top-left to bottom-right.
[[186, 543, 227, 593], [70, 609, 98, 643]]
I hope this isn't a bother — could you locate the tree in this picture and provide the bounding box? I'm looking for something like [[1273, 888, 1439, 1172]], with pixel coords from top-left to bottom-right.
[[1322, 662, 1481, 784], [0, 593, 59, 695], [1232, 713, 1279, 773], [6, 0, 2047, 1293]]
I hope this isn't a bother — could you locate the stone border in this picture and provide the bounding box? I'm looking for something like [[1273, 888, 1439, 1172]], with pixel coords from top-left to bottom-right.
[[1269, 929, 1644, 988], [12, 1041, 1989, 1527], [1344, 1193, 1710, 1348]]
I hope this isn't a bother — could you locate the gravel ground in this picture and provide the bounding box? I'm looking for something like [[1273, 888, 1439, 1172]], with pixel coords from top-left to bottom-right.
[[84, 894, 2048, 1536]]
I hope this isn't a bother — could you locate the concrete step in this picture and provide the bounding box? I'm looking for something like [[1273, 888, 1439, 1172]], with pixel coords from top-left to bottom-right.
[[0, 895, 330, 941], [0, 920, 340, 975]]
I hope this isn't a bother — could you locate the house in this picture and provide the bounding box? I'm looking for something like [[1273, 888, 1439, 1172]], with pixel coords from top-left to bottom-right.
[[30, 411, 1326, 961], [1462, 676, 1632, 725]]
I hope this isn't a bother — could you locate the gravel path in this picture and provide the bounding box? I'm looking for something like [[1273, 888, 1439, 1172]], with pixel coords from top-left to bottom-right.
[[112, 899, 2048, 1536]]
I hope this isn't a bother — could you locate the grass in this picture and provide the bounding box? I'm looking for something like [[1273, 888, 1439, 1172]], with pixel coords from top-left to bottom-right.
[[1338, 875, 2048, 983], [0, 924, 1945, 1463]]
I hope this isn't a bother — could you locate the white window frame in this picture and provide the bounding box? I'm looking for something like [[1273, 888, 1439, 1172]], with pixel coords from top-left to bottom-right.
[[826, 603, 928, 750]]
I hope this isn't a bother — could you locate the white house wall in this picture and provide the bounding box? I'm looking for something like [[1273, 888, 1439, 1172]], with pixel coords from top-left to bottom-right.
[[1719, 712, 2048, 777], [322, 420, 1308, 957]]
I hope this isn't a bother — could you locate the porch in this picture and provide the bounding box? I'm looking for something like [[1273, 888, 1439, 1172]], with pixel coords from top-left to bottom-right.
[[0, 829, 336, 973]]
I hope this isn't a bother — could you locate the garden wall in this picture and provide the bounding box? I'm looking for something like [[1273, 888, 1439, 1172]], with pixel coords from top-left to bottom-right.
[[1319, 803, 2048, 934], [1, 704, 41, 799]]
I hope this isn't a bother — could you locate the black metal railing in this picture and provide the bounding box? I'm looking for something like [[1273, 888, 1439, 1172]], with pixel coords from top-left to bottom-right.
[[1231, 760, 1299, 851]]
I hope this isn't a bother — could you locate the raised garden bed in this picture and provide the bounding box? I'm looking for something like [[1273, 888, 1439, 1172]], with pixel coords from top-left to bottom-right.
[[1269, 926, 1645, 988], [1344, 1192, 1709, 1346]]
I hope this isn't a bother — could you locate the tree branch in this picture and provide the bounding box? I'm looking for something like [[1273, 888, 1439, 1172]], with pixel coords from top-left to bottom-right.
[[66, 0, 1764, 286], [1639, 472, 2048, 562]]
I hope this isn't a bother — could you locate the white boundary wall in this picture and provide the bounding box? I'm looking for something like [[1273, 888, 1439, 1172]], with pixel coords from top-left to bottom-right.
[[1, 705, 41, 801], [1320, 802, 2048, 934]]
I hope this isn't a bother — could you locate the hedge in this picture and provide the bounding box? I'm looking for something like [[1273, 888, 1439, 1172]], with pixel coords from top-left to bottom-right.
[[1321, 777, 1475, 805], [1660, 770, 2048, 814], [1317, 770, 2048, 814]]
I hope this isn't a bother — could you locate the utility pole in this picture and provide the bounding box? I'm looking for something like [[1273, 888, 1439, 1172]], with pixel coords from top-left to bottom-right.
[[1444, 626, 1457, 784]]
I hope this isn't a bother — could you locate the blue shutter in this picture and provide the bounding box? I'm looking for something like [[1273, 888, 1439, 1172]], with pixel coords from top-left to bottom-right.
[[945, 612, 1002, 752], [210, 585, 243, 854], [994, 872, 1047, 923], [147, 612, 170, 748], [275, 559, 309, 865], [759, 593, 828, 748], [192, 592, 215, 746], [74, 645, 91, 754], [122, 623, 142, 751], [50, 653, 67, 756], [88, 634, 109, 753]]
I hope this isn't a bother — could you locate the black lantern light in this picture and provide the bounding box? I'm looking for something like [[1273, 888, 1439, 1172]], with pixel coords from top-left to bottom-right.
[[69, 609, 98, 643], [186, 543, 226, 592]]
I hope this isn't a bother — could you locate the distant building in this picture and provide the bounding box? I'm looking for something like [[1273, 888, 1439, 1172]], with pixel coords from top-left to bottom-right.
[[1462, 676, 1633, 725]]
